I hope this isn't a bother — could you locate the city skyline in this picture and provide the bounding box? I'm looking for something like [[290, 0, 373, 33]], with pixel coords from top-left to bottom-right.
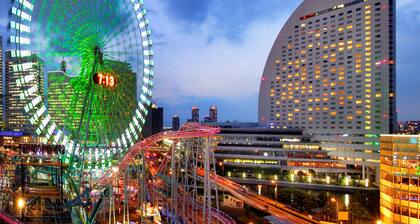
[[0, 1, 418, 224], [0, 1, 420, 126], [148, 0, 420, 125]]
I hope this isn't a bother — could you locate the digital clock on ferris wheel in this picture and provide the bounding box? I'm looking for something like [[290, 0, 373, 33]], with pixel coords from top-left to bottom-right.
[[93, 73, 116, 87]]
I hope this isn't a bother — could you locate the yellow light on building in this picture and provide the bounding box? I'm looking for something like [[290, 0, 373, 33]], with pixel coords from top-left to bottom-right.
[[380, 135, 420, 223]]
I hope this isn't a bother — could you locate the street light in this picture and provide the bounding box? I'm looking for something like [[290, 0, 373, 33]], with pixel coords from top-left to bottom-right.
[[331, 198, 339, 224], [376, 221, 382, 224], [271, 180, 278, 205], [17, 197, 25, 219], [17, 197, 25, 209]]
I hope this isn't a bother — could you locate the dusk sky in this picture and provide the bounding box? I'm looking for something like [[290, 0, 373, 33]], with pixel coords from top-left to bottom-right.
[[1, 0, 420, 126]]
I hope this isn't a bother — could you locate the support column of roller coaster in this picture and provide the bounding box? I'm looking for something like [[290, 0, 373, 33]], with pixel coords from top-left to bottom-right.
[[96, 123, 319, 224], [95, 123, 234, 224]]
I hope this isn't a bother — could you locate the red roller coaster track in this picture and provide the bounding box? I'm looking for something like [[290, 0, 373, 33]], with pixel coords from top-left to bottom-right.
[[99, 123, 319, 224]]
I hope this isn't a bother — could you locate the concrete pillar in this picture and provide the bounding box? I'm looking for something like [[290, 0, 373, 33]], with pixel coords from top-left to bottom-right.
[[362, 165, 365, 180]]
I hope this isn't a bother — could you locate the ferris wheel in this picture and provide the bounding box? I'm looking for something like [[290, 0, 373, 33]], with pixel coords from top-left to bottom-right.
[[8, 0, 154, 172]]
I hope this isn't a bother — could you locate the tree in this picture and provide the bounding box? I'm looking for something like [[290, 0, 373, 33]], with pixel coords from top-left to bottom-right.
[[308, 169, 316, 177], [317, 191, 328, 219], [281, 169, 289, 179]]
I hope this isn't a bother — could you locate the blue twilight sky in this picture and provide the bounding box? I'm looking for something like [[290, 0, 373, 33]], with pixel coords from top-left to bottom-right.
[[0, 0, 420, 126]]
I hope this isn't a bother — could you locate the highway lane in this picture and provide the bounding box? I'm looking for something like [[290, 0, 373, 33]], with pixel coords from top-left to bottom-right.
[[196, 168, 319, 224]]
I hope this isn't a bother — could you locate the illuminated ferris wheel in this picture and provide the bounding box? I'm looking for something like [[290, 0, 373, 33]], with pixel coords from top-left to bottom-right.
[[8, 0, 154, 171]]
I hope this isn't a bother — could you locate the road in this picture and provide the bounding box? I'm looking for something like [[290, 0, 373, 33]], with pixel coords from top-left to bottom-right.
[[197, 168, 319, 224]]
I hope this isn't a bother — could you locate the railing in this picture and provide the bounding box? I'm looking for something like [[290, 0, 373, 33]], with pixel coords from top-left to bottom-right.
[[99, 123, 220, 186], [98, 123, 236, 224]]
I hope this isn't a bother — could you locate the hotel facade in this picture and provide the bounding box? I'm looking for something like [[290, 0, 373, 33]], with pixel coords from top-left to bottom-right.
[[259, 0, 396, 183]]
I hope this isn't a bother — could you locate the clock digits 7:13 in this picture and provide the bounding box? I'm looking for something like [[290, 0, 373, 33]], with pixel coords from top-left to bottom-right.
[[94, 73, 116, 87]]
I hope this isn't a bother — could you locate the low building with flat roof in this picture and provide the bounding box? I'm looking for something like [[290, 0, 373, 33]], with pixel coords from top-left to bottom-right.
[[213, 127, 373, 189]]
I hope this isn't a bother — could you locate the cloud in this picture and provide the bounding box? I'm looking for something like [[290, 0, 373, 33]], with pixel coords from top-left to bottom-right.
[[397, 0, 418, 9], [159, 0, 299, 42], [159, 0, 212, 26], [396, 2, 420, 120], [148, 1, 294, 105]]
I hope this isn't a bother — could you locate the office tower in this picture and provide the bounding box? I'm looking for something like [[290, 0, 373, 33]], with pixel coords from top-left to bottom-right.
[[47, 71, 82, 130], [209, 106, 217, 122], [379, 135, 420, 224], [172, 115, 180, 131], [191, 106, 199, 122], [47, 59, 136, 137], [258, 0, 396, 182], [0, 35, 3, 129], [5, 52, 44, 132], [143, 104, 163, 138], [151, 105, 163, 135]]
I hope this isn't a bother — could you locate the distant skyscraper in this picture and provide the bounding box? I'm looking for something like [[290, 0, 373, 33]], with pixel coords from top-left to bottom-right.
[[258, 0, 396, 183], [191, 106, 199, 122], [203, 106, 218, 123], [0, 35, 3, 129], [209, 106, 217, 122], [5, 52, 44, 132], [151, 105, 163, 135], [172, 115, 180, 131], [143, 103, 164, 137]]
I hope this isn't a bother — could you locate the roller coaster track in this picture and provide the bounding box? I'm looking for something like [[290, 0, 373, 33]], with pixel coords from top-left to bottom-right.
[[98, 123, 320, 224], [0, 211, 24, 224]]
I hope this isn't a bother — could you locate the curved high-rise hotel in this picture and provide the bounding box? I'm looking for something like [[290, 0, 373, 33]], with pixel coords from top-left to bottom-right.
[[259, 0, 396, 182]]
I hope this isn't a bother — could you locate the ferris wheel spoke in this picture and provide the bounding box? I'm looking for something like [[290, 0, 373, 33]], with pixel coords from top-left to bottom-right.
[[101, 5, 136, 46], [9, 0, 154, 172]]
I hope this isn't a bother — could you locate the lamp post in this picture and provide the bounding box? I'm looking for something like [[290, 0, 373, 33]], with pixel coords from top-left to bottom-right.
[[331, 198, 339, 224], [271, 180, 278, 205], [17, 197, 25, 219]]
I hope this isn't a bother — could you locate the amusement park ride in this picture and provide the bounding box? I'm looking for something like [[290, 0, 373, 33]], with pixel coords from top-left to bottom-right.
[[0, 0, 319, 223]]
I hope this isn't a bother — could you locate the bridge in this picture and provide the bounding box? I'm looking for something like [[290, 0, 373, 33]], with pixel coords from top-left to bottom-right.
[[1, 123, 319, 224]]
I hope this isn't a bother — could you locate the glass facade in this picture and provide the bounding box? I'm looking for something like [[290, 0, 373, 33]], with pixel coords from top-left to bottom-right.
[[380, 135, 420, 224], [5, 52, 44, 132]]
